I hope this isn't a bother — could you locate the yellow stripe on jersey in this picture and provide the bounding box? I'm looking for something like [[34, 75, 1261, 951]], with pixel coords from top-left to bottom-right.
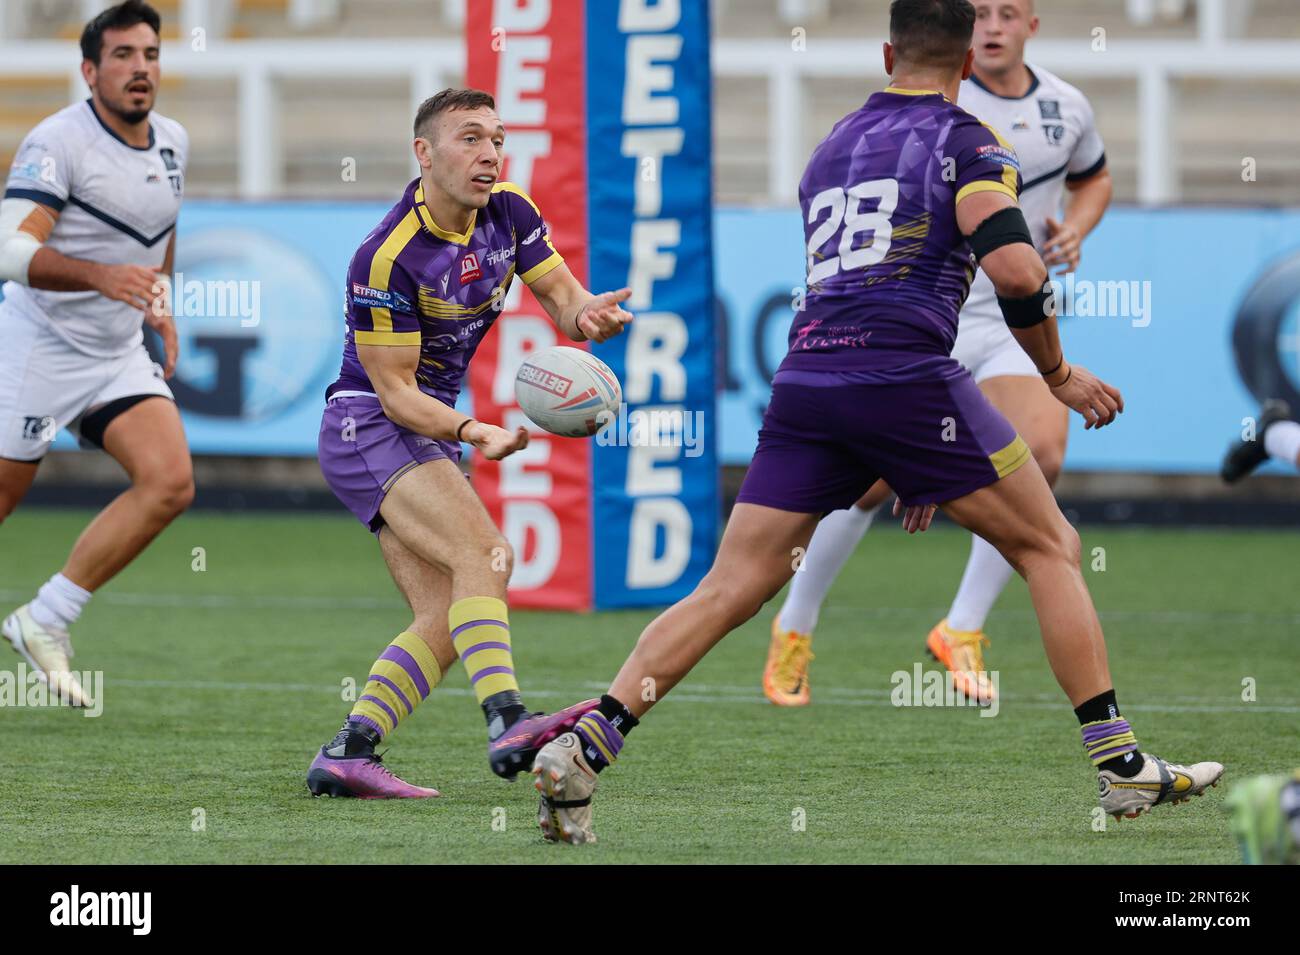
[[414, 182, 476, 245], [492, 181, 563, 267], [366, 209, 422, 335], [989, 434, 1032, 479], [417, 263, 517, 318], [521, 250, 563, 285], [355, 330, 421, 347], [955, 179, 1019, 204], [883, 86, 951, 102], [491, 180, 541, 211]]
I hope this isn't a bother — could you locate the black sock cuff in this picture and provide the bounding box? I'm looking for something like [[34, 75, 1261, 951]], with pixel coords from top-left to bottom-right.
[[597, 694, 639, 735], [1074, 689, 1120, 726]]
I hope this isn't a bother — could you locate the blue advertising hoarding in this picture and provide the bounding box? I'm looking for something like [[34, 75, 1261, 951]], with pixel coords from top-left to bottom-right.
[[715, 206, 1300, 473], [10, 203, 1297, 477]]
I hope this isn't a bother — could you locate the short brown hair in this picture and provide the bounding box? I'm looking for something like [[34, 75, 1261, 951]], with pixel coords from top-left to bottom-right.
[[889, 0, 976, 69], [81, 0, 161, 64], [414, 88, 496, 140]]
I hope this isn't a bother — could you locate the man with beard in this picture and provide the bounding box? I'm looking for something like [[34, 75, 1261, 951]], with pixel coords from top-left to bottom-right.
[[0, 1, 191, 708]]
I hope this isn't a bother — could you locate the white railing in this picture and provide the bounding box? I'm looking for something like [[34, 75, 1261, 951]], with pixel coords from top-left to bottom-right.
[[1, 32, 1298, 202]]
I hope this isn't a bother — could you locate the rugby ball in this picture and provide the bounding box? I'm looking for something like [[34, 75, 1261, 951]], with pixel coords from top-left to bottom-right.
[[514, 346, 622, 437]]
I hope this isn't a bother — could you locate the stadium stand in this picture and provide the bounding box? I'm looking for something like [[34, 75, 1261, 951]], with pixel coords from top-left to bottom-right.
[[2, 0, 1299, 204]]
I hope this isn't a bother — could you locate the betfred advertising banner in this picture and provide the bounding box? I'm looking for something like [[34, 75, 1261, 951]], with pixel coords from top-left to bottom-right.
[[466, 0, 718, 610]]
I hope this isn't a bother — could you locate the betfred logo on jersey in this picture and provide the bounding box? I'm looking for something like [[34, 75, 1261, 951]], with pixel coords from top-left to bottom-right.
[[460, 252, 483, 284], [976, 143, 1020, 169], [351, 283, 412, 312]]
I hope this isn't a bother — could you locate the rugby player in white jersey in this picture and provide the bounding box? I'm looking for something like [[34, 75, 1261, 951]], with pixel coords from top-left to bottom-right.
[[0, 1, 191, 707], [764, 0, 1113, 706]]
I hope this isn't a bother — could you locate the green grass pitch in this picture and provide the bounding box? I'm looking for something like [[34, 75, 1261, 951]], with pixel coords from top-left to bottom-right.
[[0, 508, 1296, 864]]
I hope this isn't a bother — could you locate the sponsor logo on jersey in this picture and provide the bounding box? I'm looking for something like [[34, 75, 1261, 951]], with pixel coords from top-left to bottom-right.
[[976, 143, 1021, 169], [485, 246, 514, 266], [516, 362, 573, 397], [1038, 99, 1061, 120], [1043, 124, 1066, 146], [1011, 115, 1030, 131], [9, 161, 42, 180], [460, 251, 483, 284], [522, 226, 542, 246], [351, 282, 412, 311]]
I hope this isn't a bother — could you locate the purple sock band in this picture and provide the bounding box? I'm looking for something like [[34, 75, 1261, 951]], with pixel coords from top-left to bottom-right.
[[458, 640, 512, 659], [358, 694, 399, 729], [378, 644, 431, 699], [1082, 719, 1131, 744], [451, 618, 509, 641], [469, 665, 515, 685], [368, 674, 413, 715], [577, 712, 623, 758]]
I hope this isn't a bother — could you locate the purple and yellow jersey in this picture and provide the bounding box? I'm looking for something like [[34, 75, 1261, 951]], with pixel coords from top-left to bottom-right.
[[782, 87, 1022, 380], [328, 178, 564, 405]]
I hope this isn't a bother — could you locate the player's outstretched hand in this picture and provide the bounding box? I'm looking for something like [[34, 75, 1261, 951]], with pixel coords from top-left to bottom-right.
[[1048, 363, 1123, 429], [893, 497, 937, 534], [471, 423, 530, 461], [578, 288, 633, 343], [94, 263, 167, 311]]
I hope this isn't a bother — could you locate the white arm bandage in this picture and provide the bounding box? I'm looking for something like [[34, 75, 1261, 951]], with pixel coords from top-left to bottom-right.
[[0, 198, 47, 285]]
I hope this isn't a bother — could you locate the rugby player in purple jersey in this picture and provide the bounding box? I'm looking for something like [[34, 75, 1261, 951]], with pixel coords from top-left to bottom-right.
[[306, 89, 633, 798], [532, 0, 1222, 844]]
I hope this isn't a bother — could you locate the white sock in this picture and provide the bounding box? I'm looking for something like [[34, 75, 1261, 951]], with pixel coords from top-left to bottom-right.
[[29, 573, 92, 631], [779, 503, 880, 634], [946, 534, 1016, 633], [1264, 420, 1300, 469]]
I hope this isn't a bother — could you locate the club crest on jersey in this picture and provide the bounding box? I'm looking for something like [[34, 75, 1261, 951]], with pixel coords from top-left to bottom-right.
[[460, 252, 483, 284], [158, 148, 183, 195]]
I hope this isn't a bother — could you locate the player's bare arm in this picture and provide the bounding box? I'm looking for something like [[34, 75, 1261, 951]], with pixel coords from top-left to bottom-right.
[[1044, 167, 1112, 273], [958, 189, 1122, 429], [528, 262, 633, 343], [0, 197, 163, 306], [357, 342, 528, 461]]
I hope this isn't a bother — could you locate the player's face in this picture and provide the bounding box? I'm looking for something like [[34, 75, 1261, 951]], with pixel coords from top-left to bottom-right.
[[426, 107, 505, 211], [972, 1, 1038, 75], [86, 22, 161, 124]]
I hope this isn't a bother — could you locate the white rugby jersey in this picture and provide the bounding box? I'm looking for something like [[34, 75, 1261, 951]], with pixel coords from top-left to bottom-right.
[[958, 64, 1105, 326], [3, 99, 187, 358]]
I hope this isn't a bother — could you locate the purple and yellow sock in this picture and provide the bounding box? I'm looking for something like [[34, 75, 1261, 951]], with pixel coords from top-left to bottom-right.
[[450, 596, 519, 704], [349, 630, 443, 739], [575, 711, 625, 772], [1081, 718, 1139, 766]]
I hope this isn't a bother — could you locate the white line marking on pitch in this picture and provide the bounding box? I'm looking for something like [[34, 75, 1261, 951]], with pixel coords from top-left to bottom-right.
[[2, 589, 1299, 625], [100, 678, 1300, 715]]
